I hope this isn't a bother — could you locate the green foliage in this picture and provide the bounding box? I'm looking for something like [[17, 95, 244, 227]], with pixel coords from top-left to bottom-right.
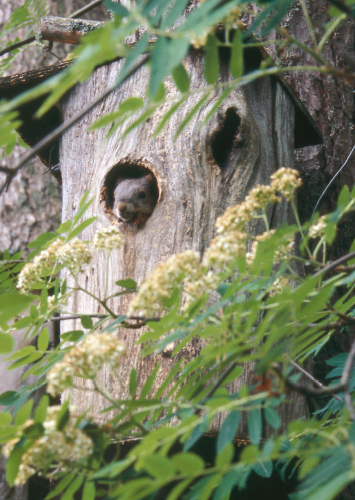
[[0, 182, 354, 497], [2, 1, 355, 498]]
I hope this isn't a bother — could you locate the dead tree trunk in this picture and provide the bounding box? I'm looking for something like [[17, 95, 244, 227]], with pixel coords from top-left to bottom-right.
[[60, 52, 308, 436]]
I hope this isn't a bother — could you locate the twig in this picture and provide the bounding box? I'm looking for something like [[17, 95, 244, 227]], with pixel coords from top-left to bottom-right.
[[334, 265, 355, 273], [313, 250, 355, 279], [0, 36, 36, 58], [50, 314, 108, 321], [70, 0, 104, 19], [197, 361, 238, 416], [272, 363, 345, 397], [0, 0, 104, 58], [288, 358, 342, 402], [0, 53, 150, 194]]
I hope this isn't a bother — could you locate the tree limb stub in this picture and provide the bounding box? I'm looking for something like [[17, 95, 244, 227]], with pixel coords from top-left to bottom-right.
[[40, 16, 103, 45]]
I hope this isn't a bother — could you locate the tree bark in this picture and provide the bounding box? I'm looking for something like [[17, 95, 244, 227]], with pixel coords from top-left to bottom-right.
[[60, 52, 308, 436]]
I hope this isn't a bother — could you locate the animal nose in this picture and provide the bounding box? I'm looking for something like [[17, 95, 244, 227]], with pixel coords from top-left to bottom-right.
[[117, 202, 127, 212]]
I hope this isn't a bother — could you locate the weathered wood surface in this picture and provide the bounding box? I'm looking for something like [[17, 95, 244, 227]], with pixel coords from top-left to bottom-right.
[[60, 52, 307, 436], [40, 16, 103, 44]]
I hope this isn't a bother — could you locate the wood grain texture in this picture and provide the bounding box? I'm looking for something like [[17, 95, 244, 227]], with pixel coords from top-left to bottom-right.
[[60, 53, 308, 436]]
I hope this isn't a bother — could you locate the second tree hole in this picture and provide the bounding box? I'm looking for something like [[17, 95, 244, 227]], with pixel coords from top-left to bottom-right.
[[211, 108, 244, 170]]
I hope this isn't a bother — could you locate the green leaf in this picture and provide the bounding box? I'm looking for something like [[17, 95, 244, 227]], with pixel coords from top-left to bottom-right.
[[104, 0, 129, 17], [15, 398, 33, 426], [88, 97, 144, 131], [0, 412, 12, 425], [161, 0, 189, 29], [204, 34, 219, 85], [56, 220, 73, 234], [9, 352, 43, 370], [56, 401, 70, 431], [230, 29, 244, 78], [0, 292, 34, 323], [37, 327, 49, 352], [116, 278, 137, 289], [61, 475, 84, 500], [153, 97, 187, 137], [82, 480, 96, 500], [34, 395, 49, 424], [149, 36, 190, 99], [172, 64, 190, 93], [137, 455, 175, 478], [60, 330, 84, 342], [67, 217, 97, 240], [6, 443, 24, 486], [171, 452, 204, 474], [248, 409, 262, 446], [92, 458, 134, 479], [44, 471, 76, 499], [122, 106, 157, 137], [183, 419, 208, 451], [0, 391, 19, 406], [216, 410, 241, 454], [27, 232, 58, 249], [216, 442, 234, 468], [81, 315, 93, 329], [140, 364, 160, 399], [338, 184, 350, 208], [252, 460, 273, 478], [23, 422, 44, 439], [0, 333, 14, 354], [264, 406, 281, 429], [129, 368, 138, 398]]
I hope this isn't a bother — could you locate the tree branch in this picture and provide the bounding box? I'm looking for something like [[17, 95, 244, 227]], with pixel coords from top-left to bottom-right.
[[0, 0, 104, 58], [313, 250, 355, 279], [288, 358, 342, 402]]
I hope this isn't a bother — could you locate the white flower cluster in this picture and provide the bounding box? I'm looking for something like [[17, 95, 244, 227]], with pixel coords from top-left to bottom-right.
[[2, 406, 93, 485], [246, 230, 294, 266], [46, 332, 126, 396], [203, 230, 247, 269], [128, 251, 201, 317], [128, 169, 302, 316], [308, 216, 327, 239], [92, 226, 125, 251], [17, 239, 66, 294], [17, 226, 125, 294], [17, 238, 92, 294], [269, 277, 290, 296], [47, 293, 68, 312], [270, 167, 302, 201]]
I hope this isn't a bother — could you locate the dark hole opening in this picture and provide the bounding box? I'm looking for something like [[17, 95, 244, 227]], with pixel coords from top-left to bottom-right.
[[211, 108, 242, 170], [101, 162, 159, 226], [104, 163, 158, 209]]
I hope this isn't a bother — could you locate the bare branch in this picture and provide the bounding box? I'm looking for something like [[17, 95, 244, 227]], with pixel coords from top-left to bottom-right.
[[314, 250, 355, 279], [0, 0, 104, 58], [288, 358, 342, 402]]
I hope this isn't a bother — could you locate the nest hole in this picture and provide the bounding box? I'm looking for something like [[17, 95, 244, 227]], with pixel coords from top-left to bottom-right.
[[211, 108, 244, 170], [101, 162, 159, 225]]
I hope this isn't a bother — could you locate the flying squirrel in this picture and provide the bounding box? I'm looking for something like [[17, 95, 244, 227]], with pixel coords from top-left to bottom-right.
[[113, 173, 158, 224]]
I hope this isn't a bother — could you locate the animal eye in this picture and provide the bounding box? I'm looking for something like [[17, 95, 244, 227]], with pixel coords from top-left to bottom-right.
[[138, 191, 147, 199]]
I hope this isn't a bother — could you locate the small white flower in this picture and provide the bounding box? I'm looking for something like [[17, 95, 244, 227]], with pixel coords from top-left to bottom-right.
[[92, 227, 125, 251]]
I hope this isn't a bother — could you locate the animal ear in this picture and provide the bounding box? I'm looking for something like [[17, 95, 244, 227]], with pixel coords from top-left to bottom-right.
[[145, 172, 154, 181], [114, 177, 124, 187]]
